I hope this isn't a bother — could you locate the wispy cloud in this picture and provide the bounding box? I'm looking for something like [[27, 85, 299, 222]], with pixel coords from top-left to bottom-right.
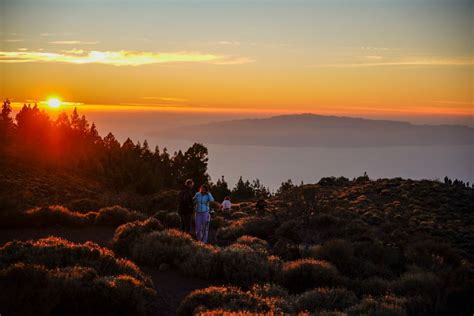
[[141, 96, 188, 102], [3, 39, 24, 43], [49, 40, 98, 45], [309, 58, 474, 68], [217, 41, 241, 46], [0, 49, 254, 66]]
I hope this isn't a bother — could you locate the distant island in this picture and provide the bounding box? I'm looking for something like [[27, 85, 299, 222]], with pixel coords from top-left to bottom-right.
[[157, 113, 474, 147]]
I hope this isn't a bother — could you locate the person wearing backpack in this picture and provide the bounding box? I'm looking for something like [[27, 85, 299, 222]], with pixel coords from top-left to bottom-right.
[[194, 184, 214, 243]]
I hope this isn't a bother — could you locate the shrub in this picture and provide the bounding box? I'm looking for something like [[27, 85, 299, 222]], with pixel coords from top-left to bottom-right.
[[356, 277, 391, 297], [153, 210, 181, 228], [404, 241, 461, 271], [216, 244, 281, 286], [250, 284, 289, 299], [0, 238, 156, 316], [346, 295, 407, 316], [127, 229, 218, 279], [391, 272, 442, 314], [211, 216, 227, 229], [235, 235, 269, 253], [0, 237, 151, 285], [308, 239, 354, 272], [67, 198, 102, 212], [23, 205, 91, 227], [150, 190, 179, 211], [112, 218, 163, 256], [230, 211, 249, 220], [280, 259, 342, 293], [293, 287, 358, 312], [95, 205, 146, 226], [216, 216, 276, 244], [177, 286, 273, 316]]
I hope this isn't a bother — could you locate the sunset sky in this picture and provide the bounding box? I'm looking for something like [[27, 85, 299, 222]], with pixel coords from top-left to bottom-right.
[[1, 0, 472, 122]]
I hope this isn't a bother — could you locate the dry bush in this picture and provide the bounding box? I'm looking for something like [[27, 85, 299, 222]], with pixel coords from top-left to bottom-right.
[[307, 239, 354, 272], [177, 286, 274, 316], [216, 243, 281, 286], [153, 210, 182, 228], [216, 216, 276, 244], [391, 272, 442, 315], [23, 205, 91, 227], [113, 218, 164, 256], [346, 294, 407, 316], [280, 259, 342, 293], [230, 211, 249, 220], [0, 237, 156, 316], [293, 287, 358, 313], [121, 228, 218, 279], [67, 198, 102, 212], [250, 283, 289, 299], [95, 205, 146, 226], [235, 235, 269, 253], [210, 216, 228, 229]]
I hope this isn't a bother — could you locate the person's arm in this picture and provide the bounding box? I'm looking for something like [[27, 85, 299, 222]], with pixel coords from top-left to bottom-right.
[[208, 193, 215, 203]]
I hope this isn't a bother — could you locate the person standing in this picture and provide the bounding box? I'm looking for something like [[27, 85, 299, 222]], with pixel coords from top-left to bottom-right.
[[221, 196, 232, 212], [177, 179, 194, 234], [255, 198, 267, 215], [194, 184, 214, 243]]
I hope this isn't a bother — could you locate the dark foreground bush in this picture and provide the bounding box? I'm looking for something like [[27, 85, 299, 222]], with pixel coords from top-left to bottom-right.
[[113, 218, 164, 256], [0, 237, 157, 316], [216, 243, 281, 286], [95, 205, 146, 226], [113, 221, 281, 285], [346, 294, 407, 316], [132, 229, 218, 278], [153, 210, 181, 228], [235, 235, 269, 253], [177, 286, 274, 316], [216, 216, 277, 244], [9, 205, 147, 228], [293, 287, 358, 312], [280, 259, 342, 293], [23, 205, 91, 227]]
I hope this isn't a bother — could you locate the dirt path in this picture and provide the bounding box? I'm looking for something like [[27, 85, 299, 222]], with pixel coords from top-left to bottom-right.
[[0, 226, 213, 316]]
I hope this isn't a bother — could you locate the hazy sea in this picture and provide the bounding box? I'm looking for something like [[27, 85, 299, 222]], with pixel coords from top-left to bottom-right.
[[144, 137, 474, 191]]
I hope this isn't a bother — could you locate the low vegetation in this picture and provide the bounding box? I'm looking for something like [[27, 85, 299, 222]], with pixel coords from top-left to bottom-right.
[[1, 103, 473, 314], [0, 204, 146, 228], [0, 237, 157, 315]]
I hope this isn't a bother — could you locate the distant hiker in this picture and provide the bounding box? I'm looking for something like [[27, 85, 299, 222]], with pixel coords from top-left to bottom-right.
[[177, 179, 194, 234], [221, 196, 232, 212], [194, 185, 214, 243], [255, 198, 267, 215]]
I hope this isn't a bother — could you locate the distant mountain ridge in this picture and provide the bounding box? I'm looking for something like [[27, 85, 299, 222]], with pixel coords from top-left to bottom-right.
[[158, 113, 474, 147]]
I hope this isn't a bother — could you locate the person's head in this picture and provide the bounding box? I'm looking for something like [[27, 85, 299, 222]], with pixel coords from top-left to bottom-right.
[[185, 179, 194, 188], [199, 185, 209, 194], [224, 196, 230, 200]]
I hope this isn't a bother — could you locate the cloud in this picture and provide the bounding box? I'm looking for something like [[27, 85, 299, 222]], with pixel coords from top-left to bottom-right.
[[3, 39, 24, 42], [141, 96, 188, 102], [309, 58, 474, 68], [49, 40, 98, 45], [0, 49, 254, 66]]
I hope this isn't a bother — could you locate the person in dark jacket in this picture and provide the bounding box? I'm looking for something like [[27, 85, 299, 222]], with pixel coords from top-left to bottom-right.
[[255, 198, 267, 215], [177, 179, 194, 233]]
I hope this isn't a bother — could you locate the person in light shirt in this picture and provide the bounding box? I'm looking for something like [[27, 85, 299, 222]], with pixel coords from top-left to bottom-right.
[[221, 196, 232, 212]]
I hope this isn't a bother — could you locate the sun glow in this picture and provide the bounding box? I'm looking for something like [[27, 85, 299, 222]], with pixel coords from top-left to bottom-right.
[[47, 98, 61, 108]]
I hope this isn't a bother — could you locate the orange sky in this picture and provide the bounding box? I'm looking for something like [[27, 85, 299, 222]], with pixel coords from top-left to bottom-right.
[[1, 0, 473, 121]]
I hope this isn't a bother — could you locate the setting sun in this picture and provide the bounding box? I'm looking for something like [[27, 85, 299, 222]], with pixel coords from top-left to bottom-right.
[[47, 98, 61, 108]]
